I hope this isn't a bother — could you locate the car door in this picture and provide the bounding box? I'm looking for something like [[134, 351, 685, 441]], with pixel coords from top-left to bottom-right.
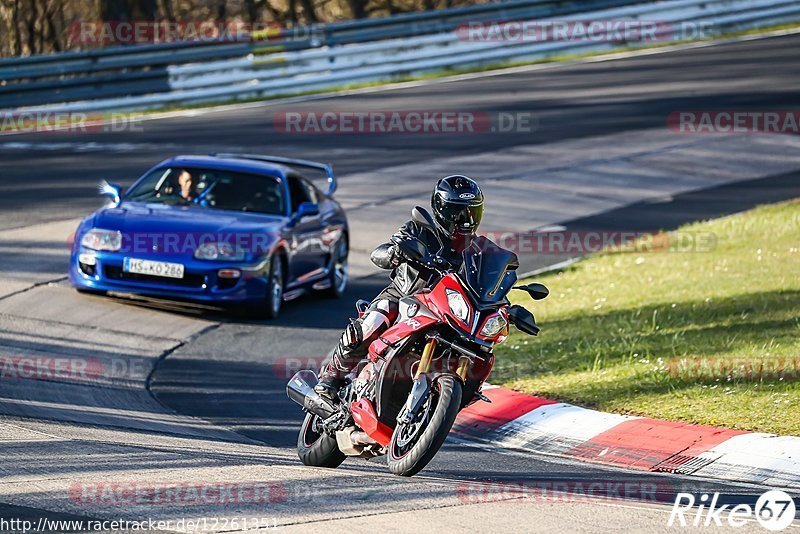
[[287, 174, 325, 282]]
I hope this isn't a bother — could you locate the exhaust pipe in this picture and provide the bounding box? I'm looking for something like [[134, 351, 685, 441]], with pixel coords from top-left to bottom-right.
[[350, 430, 379, 445], [286, 370, 338, 419]]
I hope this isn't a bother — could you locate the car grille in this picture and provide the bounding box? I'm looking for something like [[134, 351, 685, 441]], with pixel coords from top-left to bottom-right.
[[103, 265, 206, 288]]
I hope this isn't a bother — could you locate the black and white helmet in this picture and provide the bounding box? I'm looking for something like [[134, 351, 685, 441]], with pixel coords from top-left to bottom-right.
[[431, 175, 484, 237]]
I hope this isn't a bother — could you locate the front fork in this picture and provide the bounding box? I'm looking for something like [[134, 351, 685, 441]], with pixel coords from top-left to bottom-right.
[[416, 336, 472, 381], [456, 355, 470, 381], [399, 338, 471, 425], [414, 338, 470, 382], [414, 337, 437, 379]]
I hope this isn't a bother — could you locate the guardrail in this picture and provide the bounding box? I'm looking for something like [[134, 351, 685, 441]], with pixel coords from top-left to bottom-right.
[[3, 0, 800, 113], [0, 0, 603, 109]]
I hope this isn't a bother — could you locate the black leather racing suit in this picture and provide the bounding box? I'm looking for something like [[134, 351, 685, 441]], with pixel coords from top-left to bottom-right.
[[318, 220, 472, 385]]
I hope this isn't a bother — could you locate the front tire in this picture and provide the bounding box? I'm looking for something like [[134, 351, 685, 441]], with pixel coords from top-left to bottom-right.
[[296, 412, 346, 468], [239, 254, 283, 320], [387, 375, 462, 477]]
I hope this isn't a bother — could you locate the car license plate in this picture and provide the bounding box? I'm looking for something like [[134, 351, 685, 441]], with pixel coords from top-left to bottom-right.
[[123, 258, 184, 279]]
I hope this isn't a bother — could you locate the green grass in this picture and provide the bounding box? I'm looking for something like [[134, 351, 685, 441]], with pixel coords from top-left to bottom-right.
[[496, 199, 800, 435]]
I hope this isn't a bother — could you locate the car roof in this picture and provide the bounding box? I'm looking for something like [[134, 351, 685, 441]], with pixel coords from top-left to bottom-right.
[[160, 155, 294, 178]]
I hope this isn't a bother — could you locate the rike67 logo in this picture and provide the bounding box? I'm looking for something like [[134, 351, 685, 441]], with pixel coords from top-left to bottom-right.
[[669, 490, 796, 531]]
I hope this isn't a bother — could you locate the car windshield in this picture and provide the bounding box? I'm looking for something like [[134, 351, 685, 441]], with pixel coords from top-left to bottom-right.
[[124, 166, 285, 215]]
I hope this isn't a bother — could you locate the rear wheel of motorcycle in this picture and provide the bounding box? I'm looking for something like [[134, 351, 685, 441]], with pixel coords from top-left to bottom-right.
[[296, 412, 346, 468], [387, 375, 462, 477]]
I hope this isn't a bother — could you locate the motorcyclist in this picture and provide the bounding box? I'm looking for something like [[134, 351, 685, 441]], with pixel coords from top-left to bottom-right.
[[315, 175, 485, 399]]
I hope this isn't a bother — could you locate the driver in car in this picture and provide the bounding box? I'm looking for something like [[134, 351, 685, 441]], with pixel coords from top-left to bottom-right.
[[315, 175, 485, 399], [177, 169, 196, 201]]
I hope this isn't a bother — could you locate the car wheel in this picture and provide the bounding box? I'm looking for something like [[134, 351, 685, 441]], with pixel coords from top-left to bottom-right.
[[264, 254, 284, 319], [322, 237, 348, 299]]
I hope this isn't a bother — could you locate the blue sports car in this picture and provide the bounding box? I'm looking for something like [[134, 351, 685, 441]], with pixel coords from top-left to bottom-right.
[[69, 153, 349, 318]]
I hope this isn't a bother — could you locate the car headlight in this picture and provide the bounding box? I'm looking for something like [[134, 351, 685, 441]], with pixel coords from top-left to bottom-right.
[[194, 242, 246, 261], [446, 289, 470, 322], [80, 229, 122, 251], [480, 314, 508, 337]]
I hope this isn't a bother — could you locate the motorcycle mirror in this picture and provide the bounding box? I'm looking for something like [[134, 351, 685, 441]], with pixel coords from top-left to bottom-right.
[[411, 206, 445, 251], [514, 282, 549, 300], [508, 305, 540, 336], [396, 237, 429, 263], [412, 206, 437, 229]]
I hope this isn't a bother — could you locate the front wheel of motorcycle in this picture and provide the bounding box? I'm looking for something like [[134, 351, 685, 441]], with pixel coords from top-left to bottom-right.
[[296, 412, 346, 468], [387, 375, 462, 477]]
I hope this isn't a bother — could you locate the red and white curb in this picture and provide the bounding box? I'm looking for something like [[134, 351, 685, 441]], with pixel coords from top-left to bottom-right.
[[453, 386, 800, 487]]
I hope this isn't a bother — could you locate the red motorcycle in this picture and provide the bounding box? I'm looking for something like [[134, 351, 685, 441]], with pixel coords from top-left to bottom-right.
[[287, 207, 548, 476]]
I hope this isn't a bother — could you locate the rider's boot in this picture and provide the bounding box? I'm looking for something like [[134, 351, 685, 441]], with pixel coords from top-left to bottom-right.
[[315, 319, 367, 401], [315, 302, 395, 400]]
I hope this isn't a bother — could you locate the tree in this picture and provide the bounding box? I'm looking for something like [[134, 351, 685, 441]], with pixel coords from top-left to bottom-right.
[[347, 0, 367, 19], [1, 0, 486, 58], [100, 0, 130, 21], [298, 0, 319, 23]]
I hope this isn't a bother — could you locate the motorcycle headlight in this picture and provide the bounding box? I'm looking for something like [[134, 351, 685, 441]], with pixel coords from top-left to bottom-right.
[[194, 242, 246, 261], [480, 314, 508, 337], [446, 289, 470, 322], [80, 229, 122, 251]]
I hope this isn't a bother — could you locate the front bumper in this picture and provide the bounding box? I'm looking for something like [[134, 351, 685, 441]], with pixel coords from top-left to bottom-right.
[[69, 249, 271, 305]]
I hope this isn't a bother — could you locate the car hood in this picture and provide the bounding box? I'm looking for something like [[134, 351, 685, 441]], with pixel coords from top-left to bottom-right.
[[95, 202, 284, 232], [90, 202, 284, 257]]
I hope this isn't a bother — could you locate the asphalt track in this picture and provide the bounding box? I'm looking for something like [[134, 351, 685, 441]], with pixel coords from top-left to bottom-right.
[[2, 32, 800, 230], [0, 32, 799, 532]]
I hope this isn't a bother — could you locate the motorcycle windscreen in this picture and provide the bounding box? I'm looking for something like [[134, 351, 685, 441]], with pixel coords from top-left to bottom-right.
[[459, 236, 519, 303]]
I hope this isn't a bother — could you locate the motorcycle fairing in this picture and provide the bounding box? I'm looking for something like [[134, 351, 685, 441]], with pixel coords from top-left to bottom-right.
[[367, 299, 436, 363], [372, 332, 424, 422], [350, 398, 393, 446], [367, 337, 392, 362]]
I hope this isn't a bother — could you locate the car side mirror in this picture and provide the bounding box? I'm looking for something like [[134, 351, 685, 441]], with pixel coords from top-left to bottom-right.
[[514, 282, 549, 300], [99, 180, 122, 206], [295, 202, 320, 221], [508, 305, 540, 336]]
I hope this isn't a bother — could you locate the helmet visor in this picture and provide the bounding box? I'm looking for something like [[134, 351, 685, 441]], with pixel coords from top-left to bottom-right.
[[438, 201, 483, 233]]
